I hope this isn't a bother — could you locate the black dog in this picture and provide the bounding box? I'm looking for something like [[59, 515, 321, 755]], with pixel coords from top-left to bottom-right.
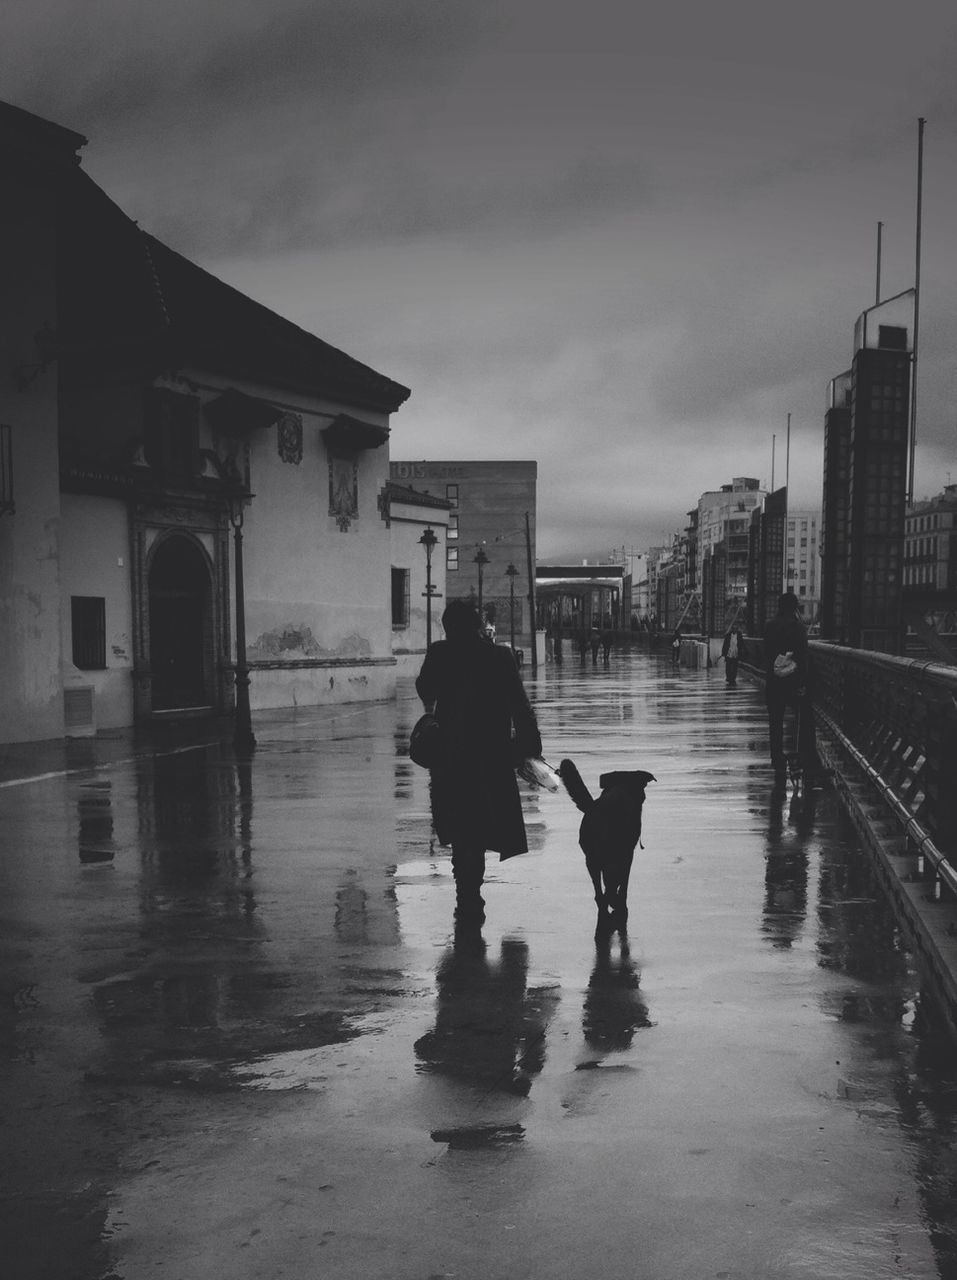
[[558, 759, 655, 932]]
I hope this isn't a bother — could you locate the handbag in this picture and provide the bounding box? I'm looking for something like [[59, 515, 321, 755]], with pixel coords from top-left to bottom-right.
[[409, 712, 442, 768], [773, 651, 797, 679]]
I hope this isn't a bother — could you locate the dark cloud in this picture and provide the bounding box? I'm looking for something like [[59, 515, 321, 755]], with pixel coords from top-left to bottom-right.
[[5, 1, 495, 134], [141, 150, 655, 259]]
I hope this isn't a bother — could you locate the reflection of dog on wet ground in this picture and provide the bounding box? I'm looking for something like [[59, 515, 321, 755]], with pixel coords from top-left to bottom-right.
[[558, 759, 655, 932]]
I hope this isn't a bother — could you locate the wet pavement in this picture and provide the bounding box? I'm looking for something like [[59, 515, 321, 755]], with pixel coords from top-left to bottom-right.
[[4, 651, 957, 1279]]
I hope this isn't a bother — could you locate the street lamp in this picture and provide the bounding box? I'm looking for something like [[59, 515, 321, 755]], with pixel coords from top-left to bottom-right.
[[474, 545, 489, 619], [419, 526, 439, 648], [505, 562, 518, 650], [226, 485, 256, 754]]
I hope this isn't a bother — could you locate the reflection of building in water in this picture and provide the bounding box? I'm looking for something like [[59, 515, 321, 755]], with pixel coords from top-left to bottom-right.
[[762, 791, 811, 950], [137, 744, 244, 888], [77, 780, 115, 863], [87, 746, 263, 1055], [415, 937, 559, 1095], [582, 936, 653, 1055]]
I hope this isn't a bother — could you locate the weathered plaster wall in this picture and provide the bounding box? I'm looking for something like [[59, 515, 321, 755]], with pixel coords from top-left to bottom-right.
[[58, 493, 134, 729], [225, 379, 397, 708], [0, 170, 63, 742]]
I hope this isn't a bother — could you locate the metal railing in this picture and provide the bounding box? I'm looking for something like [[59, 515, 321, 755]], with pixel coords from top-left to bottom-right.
[[748, 636, 957, 895]]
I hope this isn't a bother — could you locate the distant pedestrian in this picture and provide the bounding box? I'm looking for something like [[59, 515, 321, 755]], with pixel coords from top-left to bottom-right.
[[577, 630, 588, 663], [601, 630, 613, 664], [415, 600, 542, 925], [589, 627, 601, 665], [762, 592, 822, 788], [721, 623, 747, 688], [671, 627, 682, 664]]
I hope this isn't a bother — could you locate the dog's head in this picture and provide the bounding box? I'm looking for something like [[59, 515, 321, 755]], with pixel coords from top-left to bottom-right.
[[598, 770, 656, 797]]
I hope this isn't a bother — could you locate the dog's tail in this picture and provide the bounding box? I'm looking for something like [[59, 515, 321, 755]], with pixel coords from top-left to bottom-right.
[[558, 758, 595, 813]]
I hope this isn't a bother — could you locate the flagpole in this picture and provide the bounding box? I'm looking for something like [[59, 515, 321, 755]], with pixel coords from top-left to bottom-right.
[[908, 117, 925, 506]]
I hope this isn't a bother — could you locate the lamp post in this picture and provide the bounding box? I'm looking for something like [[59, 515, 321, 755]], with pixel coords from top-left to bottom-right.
[[474, 545, 489, 619], [227, 488, 256, 753], [505, 563, 518, 651], [419, 526, 439, 648]]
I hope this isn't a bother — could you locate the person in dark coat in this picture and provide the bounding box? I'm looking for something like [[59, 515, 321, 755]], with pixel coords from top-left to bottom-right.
[[415, 600, 542, 924], [762, 591, 821, 787], [589, 627, 601, 665], [720, 623, 747, 688]]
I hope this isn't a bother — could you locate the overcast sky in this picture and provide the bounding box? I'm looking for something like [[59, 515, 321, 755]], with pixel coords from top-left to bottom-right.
[[6, 0, 957, 558]]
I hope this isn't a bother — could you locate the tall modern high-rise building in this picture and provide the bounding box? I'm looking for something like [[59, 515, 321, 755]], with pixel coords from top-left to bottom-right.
[[747, 487, 786, 634], [821, 371, 852, 642], [821, 291, 914, 653]]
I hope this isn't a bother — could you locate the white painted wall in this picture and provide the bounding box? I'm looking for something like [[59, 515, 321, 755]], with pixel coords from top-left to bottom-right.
[[58, 493, 134, 729]]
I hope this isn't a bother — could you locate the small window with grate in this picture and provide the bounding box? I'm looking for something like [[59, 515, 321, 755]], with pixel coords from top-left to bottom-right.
[[71, 596, 106, 669]]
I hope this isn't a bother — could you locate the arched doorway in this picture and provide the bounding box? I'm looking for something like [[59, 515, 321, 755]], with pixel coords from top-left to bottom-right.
[[148, 535, 212, 711]]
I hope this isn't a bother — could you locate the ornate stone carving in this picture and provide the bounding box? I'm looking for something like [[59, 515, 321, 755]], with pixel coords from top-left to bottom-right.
[[277, 413, 303, 465], [329, 454, 359, 532]]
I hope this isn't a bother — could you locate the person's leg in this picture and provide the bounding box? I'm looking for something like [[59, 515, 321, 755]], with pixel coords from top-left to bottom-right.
[[726, 657, 738, 686], [767, 697, 786, 781], [796, 696, 824, 781], [450, 844, 486, 921]]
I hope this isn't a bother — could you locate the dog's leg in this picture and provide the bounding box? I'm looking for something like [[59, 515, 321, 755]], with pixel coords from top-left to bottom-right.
[[587, 859, 606, 913], [615, 856, 634, 925], [586, 856, 612, 928]]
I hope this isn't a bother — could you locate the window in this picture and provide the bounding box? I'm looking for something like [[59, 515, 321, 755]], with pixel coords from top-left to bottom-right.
[[446, 484, 459, 506], [391, 568, 410, 628], [72, 596, 106, 669], [447, 547, 459, 571], [448, 514, 459, 540]]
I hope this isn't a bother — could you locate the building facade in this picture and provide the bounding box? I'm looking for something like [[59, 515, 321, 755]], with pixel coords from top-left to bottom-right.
[[820, 291, 913, 653], [698, 477, 766, 627], [385, 483, 451, 674], [821, 371, 853, 642], [903, 484, 957, 636], [389, 460, 537, 649], [785, 509, 821, 619], [1, 101, 412, 744]]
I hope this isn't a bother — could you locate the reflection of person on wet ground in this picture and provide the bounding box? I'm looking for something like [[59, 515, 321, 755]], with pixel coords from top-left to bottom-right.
[[762, 591, 824, 789], [582, 934, 653, 1057], [762, 786, 815, 950], [415, 600, 541, 926], [414, 936, 558, 1096]]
